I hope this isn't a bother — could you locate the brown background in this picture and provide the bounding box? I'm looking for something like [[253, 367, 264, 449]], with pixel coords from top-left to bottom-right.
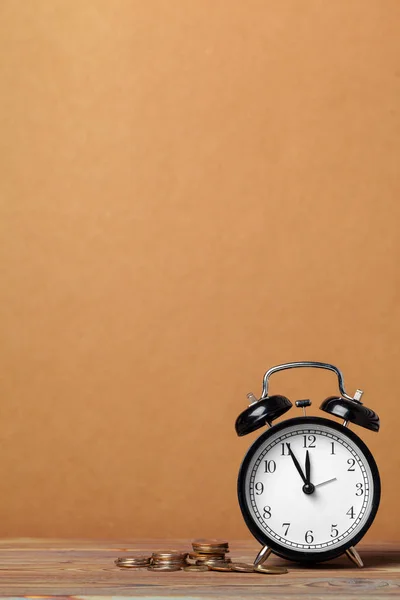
[[0, 0, 399, 542]]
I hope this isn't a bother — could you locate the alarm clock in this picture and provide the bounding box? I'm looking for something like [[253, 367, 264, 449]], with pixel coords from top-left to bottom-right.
[[235, 362, 380, 568]]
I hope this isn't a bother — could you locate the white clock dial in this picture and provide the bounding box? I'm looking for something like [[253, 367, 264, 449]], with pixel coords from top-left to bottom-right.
[[243, 421, 375, 553]]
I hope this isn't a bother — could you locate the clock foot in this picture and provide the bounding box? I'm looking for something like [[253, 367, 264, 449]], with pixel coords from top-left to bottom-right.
[[345, 546, 364, 568], [253, 546, 272, 567]]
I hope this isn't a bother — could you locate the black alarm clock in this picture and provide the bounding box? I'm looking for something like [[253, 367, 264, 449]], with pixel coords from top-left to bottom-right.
[[235, 362, 380, 568]]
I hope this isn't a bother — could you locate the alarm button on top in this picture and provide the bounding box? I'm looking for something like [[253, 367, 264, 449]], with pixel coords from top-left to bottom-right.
[[295, 400, 312, 408]]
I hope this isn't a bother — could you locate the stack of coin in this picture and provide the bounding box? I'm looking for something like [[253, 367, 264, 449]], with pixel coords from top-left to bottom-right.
[[114, 542, 288, 576], [148, 550, 188, 571], [190, 539, 232, 571], [115, 555, 151, 569]]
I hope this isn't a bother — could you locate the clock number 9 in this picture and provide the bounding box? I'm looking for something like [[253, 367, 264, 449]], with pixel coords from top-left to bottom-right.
[[255, 482, 264, 495], [305, 530, 314, 543]]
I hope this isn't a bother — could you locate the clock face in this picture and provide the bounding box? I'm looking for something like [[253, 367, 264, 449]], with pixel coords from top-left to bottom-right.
[[238, 417, 380, 561]]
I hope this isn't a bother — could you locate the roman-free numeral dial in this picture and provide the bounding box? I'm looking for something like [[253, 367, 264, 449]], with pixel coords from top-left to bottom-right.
[[238, 418, 379, 559]]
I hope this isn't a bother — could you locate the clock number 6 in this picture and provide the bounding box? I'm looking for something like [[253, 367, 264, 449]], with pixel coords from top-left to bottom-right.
[[305, 530, 314, 543]]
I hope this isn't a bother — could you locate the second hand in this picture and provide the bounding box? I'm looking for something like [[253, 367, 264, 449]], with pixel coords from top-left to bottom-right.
[[314, 477, 337, 488]]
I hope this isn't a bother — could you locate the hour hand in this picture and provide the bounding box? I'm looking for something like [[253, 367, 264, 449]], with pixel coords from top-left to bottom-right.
[[286, 444, 308, 485]]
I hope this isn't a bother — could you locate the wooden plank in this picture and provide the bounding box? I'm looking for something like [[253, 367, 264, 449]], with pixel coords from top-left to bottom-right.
[[0, 539, 398, 599]]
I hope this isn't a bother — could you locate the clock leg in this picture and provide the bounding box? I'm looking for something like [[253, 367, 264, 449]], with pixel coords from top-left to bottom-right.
[[253, 546, 272, 567], [345, 546, 364, 568]]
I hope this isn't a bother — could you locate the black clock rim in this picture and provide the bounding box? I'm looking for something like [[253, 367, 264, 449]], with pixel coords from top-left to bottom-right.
[[237, 416, 381, 563]]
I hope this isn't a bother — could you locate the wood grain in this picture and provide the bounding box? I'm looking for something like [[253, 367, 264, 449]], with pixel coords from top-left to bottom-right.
[[0, 539, 398, 598]]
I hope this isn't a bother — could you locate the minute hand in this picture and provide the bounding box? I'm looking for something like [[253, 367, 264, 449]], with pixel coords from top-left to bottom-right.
[[287, 444, 308, 485], [305, 450, 311, 484]]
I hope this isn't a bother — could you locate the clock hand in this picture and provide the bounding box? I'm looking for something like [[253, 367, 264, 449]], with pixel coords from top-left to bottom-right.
[[314, 477, 337, 488], [305, 450, 311, 484], [287, 444, 308, 485]]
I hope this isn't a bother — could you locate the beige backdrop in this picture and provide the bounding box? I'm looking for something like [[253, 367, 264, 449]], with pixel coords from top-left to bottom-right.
[[0, 0, 399, 543]]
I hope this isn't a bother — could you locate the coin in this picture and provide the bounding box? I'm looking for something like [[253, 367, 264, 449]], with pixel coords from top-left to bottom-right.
[[183, 565, 209, 572], [232, 563, 255, 573], [115, 555, 150, 562], [207, 562, 234, 572], [116, 563, 147, 568], [193, 545, 228, 552], [148, 565, 182, 572], [254, 564, 288, 575], [189, 552, 226, 560], [115, 559, 149, 564], [193, 539, 229, 546], [152, 551, 186, 559], [194, 552, 225, 560], [115, 556, 150, 568], [192, 543, 229, 553], [151, 550, 187, 569], [200, 557, 232, 566]]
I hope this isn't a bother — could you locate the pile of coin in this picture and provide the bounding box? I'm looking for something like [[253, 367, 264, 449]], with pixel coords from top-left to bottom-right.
[[114, 539, 287, 575], [149, 550, 188, 571], [115, 555, 150, 569], [188, 539, 232, 571]]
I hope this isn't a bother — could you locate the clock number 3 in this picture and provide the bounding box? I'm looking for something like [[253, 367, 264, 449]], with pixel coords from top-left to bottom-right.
[[356, 483, 364, 496]]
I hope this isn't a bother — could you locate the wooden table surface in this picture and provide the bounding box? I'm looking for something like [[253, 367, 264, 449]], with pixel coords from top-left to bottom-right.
[[0, 539, 398, 599]]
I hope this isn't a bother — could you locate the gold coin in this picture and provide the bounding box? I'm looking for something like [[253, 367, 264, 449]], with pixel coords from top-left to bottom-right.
[[147, 565, 182, 572], [208, 562, 233, 572], [200, 558, 231, 566], [193, 547, 228, 553], [193, 539, 229, 546], [254, 564, 288, 575], [152, 559, 185, 563], [189, 552, 226, 560], [232, 563, 255, 573], [115, 560, 149, 565], [154, 556, 186, 559], [152, 550, 186, 559], [183, 565, 209, 572], [195, 555, 227, 561], [115, 558, 150, 563], [116, 562, 148, 568], [193, 546, 229, 552], [115, 555, 150, 563]]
